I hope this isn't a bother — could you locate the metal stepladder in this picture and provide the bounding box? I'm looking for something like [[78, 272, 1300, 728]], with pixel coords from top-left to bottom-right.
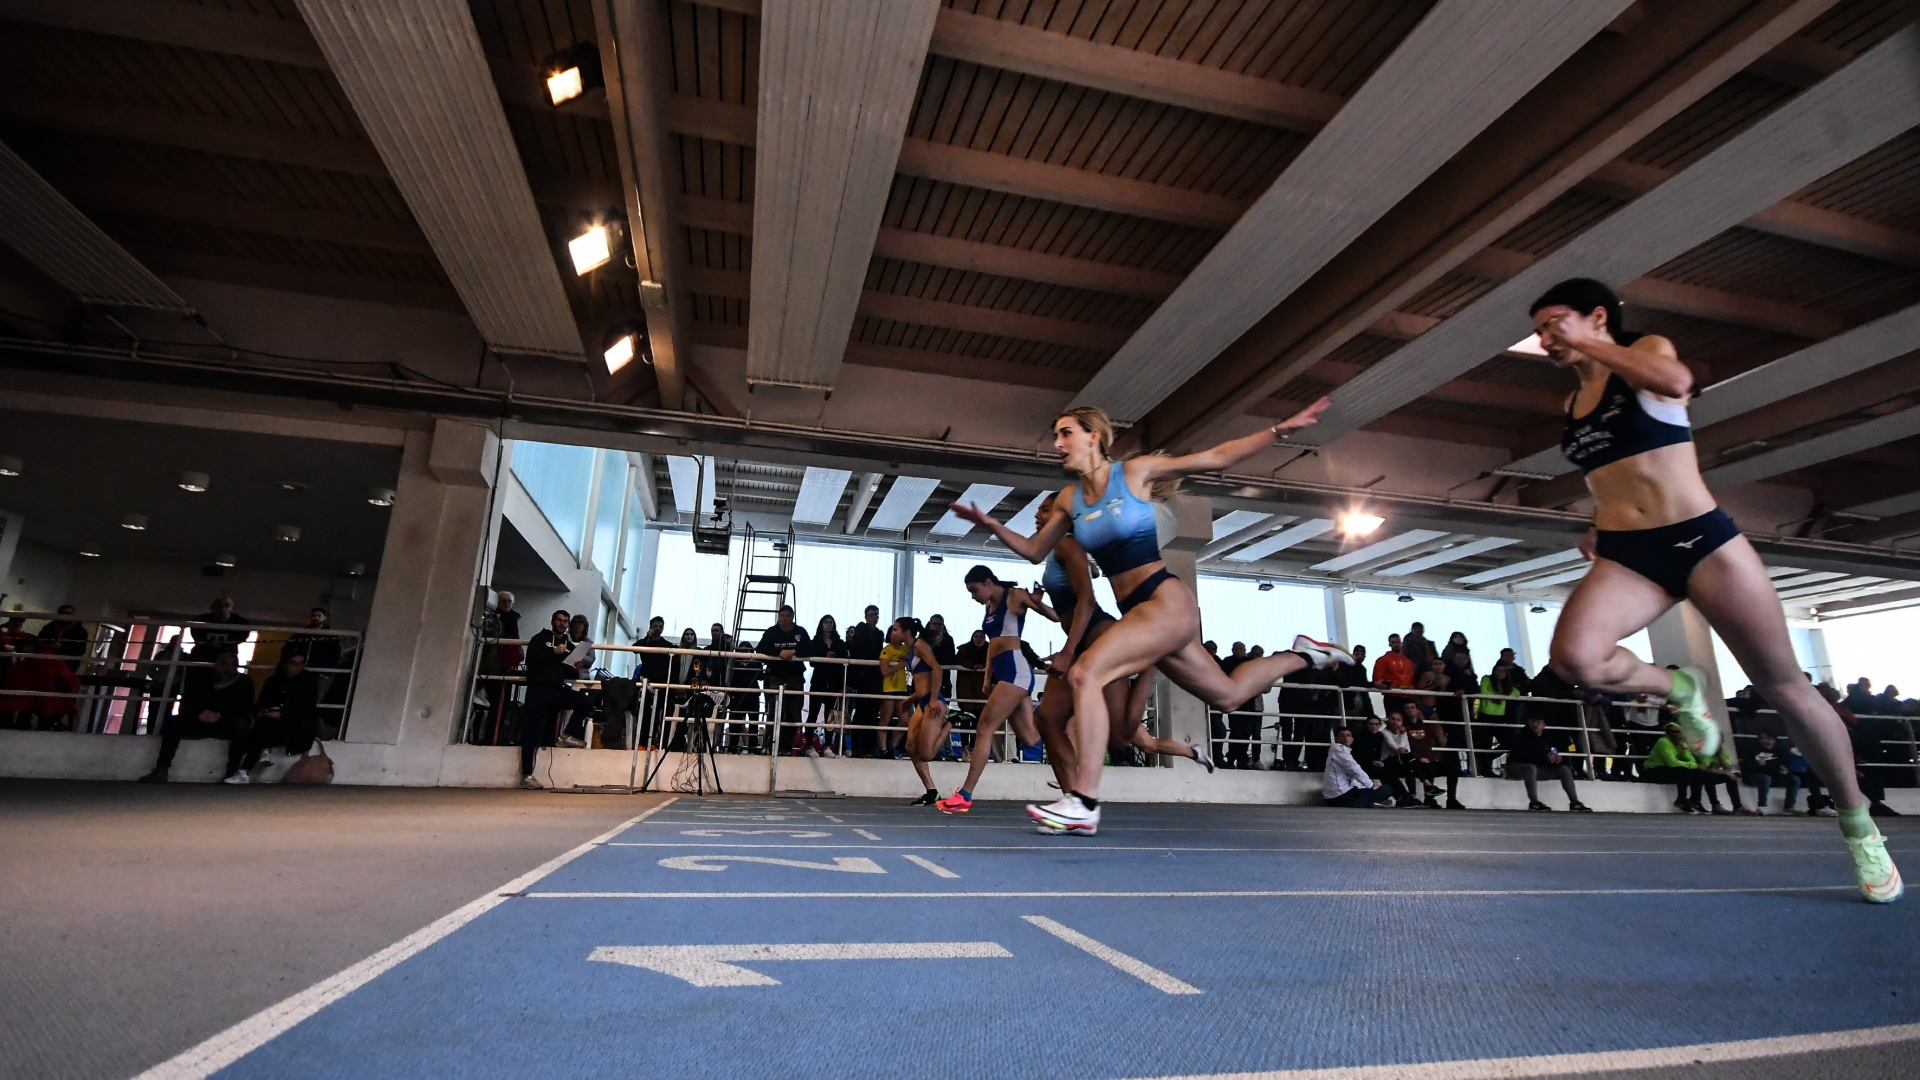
[[722, 524, 795, 753]]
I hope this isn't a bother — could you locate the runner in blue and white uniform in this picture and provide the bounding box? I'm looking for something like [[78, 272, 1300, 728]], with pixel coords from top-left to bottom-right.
[[893, 617, 950, 806], [953, 400, 1353, 835], [933, 567, 1056, 814]]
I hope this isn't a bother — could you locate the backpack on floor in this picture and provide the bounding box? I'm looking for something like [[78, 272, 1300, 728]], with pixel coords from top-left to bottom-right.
[[282, 742, 334, 785]]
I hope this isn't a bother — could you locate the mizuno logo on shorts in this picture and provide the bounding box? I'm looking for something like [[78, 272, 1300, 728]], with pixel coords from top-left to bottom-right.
[[1674, 536, 1704, 549]]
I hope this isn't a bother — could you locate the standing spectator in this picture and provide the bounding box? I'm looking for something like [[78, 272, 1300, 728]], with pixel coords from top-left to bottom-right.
[[923, 614, 957, 699], [1497, 648, 1532, 693], [1441, 632, 1476, 686], [632, 616, 672, 747], [1741, 731, 1801, 814], [1844, 678, 1876, 715], [39, 605, 90, 670], [953, 629, 988, 710], [1641, 723, 1710, 813], [475, 594, 522, 743], [1333, 645, 1377, 725], [877, 621, 912, 758], [757, 605, 811, 754], [139, 650, 255, 784], [1227, 645, 1267, 769], [1727, 685, 1766, 732], [285, 607, 343, 678], [518, 610, 589, 788], [804, 615, 849, 755], [1373, 633, 1415, 714], [1825, 683, 1902, 818], [1402, 622, 1436, 673], [251, 651, 321, 768], [490, 592, 524, 674], [1504, 715, 1591, 811], [1217, 642, 1248, 767], [1323, 727, 1394, 808], [187, 596, 250, 661], [1, 637, 81, 730], [1475, 662, 1521, 776], [845, 605, 886, 758]]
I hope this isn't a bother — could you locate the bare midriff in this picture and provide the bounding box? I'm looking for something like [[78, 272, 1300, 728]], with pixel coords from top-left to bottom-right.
[[1584, 442, 1717, 531]]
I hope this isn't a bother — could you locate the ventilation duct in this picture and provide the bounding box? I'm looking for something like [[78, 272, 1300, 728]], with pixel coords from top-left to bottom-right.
[[295, 0, 584, 358], [0, 139, 191, 312]]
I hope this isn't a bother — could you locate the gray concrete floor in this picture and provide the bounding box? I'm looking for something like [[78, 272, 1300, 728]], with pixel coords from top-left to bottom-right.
[[0, 779, 662, 1080]]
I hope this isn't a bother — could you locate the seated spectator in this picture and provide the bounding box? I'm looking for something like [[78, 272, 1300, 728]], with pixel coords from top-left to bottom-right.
[[1355, 715, 1411, 805], [39, 605, 90, 670], [1323, 727, 1394, 808], [1741, 731, 1802, 815], [1696, 742, 1754, 815], [1640, 722, 1711, 813], [1503, 715, 1591, 812], [0, 636, 82, 730], [251, 652, 322, 769], [1403, 700, 1463, 809], [187, 596, 250, 661], [139, 650, 256, 783]]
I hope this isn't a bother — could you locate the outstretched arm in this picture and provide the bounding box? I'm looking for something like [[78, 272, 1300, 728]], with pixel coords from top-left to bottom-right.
[[1130, 397, 1329, 488], [951, 487, 1074, 564]]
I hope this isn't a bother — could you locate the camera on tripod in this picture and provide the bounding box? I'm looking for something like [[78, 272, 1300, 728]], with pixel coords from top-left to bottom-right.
[[681, 684, 727, 722]]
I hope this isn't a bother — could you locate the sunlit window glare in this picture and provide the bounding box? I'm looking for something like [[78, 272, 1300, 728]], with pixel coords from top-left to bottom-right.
[[1339, 512, 1384, 537], [569, 224, 611, 275], [604, 332, 636, 374], [547, 66, 584, 105], [1509, 333, 1548, 356]]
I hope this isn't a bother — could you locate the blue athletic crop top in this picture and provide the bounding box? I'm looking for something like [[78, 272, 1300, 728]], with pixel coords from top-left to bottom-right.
[[1041, 555, 1075, 612], [1561, 372, 1691, 473], [981, 592, 1024, 640], [905, 644, 931, 678], [1069, 462, 1161, 576]]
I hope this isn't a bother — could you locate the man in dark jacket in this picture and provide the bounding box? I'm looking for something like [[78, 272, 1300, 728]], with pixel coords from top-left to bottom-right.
[[251, 651, 322, 766], [519, 610, 590, 787], [845, 605, 886, 757], [139, 650, 256, 783], [632, 616, 672, 746], [1504, 715, 1590, 811], [39, 605, 90, 671], [758, 606, 811, 752], [187, 596, 250, 661]]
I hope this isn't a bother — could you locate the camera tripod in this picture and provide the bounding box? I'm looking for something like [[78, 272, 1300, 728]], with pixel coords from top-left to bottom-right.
[[641, 688, 726, 795]]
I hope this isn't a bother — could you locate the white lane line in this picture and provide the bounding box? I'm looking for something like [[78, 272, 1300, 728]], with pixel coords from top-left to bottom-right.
[[658, 855, 885, 873], [1129, 1021, 1920, 1080], [608, 843, 1836, 856], [590, 941, 1009, 986], [902, 854, 960, 879], [525, 884, 1854, 899], [1021, 916, 1200, 995], [132, 797, 679, 1080], [854, 829, 882, 840]]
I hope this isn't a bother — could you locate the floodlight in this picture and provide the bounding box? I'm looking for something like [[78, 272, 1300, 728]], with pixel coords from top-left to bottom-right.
[[1339, 512, 1384, 537], [178, 470, 210, 492], [569, 224, 612, 275], [367, 487, 395, 507], [120, 512, 148, 531]]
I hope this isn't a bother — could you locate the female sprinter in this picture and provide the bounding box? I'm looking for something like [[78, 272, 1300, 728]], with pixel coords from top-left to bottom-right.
[[953, 398, 1350, 835], [893, 617, 950, 807], [1533, 277, 1899, 902], [1031, 501, 1214, 800], [934, 567, 1055, 814]]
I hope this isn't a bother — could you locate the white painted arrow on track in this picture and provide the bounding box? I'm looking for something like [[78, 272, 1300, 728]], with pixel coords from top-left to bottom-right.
[[678, 829, 832, 837], [588, 942, 1011, 986], [657, 855, 885, 873]]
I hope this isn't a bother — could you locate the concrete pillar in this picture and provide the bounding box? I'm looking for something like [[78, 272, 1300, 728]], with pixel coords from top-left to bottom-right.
[[1156, 494, 1212, 752], [1801, 624, 1834, 687], [1647, 601, 1732, 739], [1323, 586, 1350, 649], [1506, 601, 1535, 674], [348, 418, 499, 764], [893, 548, 912, 623]]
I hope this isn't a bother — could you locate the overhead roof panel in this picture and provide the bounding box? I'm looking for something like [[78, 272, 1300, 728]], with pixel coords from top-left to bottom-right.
[[295, 0, 584, 358], [0, 139, 190, 311]]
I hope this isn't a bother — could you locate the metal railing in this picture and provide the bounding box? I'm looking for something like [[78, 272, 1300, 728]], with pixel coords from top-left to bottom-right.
[[0, 612, 363, 737], [463, 637, 1920, 792]]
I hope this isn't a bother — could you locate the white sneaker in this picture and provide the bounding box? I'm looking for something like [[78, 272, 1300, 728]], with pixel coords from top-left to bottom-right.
[[557, 735, 586, 749], [1191, 744, 1216, 774], [255, 754, 274, 770], [1027, 795, 1098, 835], [1292, 635, 1355, 670], [222, 773, 251, 785], [519, 775, 542, 790], [1813, 807, 1838, 817]]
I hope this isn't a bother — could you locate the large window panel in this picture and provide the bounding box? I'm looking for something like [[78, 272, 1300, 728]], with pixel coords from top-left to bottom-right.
[[1195, 577, 1325, 655], [649, 530, 744, 643], [1812, 608, 1920, 696], [1346, 590, 1514, 674], [509, 441, 595, 558], [914, 554, 1067, 659], [590, 450, 628, 574], [618, 515, 647, 619], [792, 542, 896, 636]]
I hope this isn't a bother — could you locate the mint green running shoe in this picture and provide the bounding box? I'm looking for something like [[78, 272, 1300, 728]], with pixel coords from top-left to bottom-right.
[[1847, 830, 1904, 903], [1667, 665, 1719, 759]]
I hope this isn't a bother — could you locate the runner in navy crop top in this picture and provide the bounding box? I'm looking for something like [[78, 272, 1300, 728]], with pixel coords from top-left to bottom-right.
[[951, 401, 1355, 836], [1529, 276, 1898, 902]]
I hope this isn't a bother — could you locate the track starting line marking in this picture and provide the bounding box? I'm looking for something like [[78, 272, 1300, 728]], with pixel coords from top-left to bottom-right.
[[520, 884, 1857, 899]]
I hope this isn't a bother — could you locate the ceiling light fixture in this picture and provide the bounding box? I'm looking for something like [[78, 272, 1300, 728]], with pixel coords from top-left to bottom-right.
[[77, 545, 102, 558], [542, 43, 602, 106], [601, 320, 651, 374], [276, 480, 307, 492], [926, 554, 943, 564], [0, 455, 21, 476], [569, 223, 612, 275], [213, 552, 237, 568], [344, 562, 367, 577], [178, 470, 210, 493], [274, 525, 301, 543], [1339, 512, 1385, 537], [120, 512, 148, 531], [366, 487, 395, 507]]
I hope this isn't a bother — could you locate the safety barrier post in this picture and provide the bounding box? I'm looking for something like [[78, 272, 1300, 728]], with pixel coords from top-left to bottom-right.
[[1458, 692, 1476, 781], [769, 687, 785, 793], [628, 678, 650, 793]]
